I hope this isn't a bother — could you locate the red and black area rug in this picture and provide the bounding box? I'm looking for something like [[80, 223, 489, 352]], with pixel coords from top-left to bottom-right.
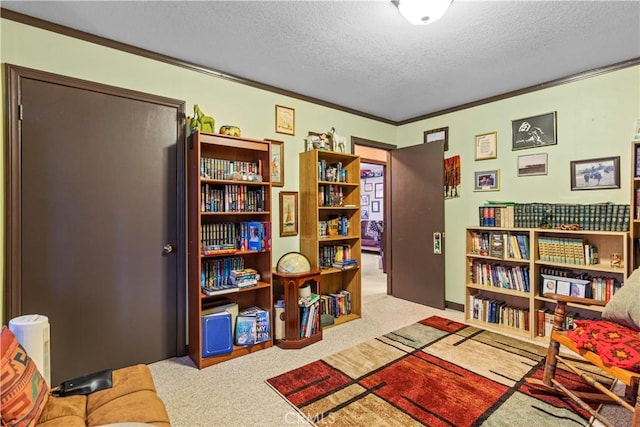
[[266, 315, 612, 426]]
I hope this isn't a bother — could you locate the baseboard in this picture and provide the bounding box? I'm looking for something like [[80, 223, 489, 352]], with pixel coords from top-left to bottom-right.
[[445, 301, 464, 312]]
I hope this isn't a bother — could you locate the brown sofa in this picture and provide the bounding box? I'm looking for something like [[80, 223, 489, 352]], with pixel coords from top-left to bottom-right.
[[36, 364, 170, 427]]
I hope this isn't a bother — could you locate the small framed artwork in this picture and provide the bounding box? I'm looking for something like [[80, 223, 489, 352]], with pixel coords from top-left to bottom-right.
[[517, 153, 548, 176], [474, 170, 500, 191], [361, 208, 369, 220], [361, 194, 370, 206], [424, 127, 449, 151], [375, 182, 383, 199], [266, 139, 284, 187], [475, 132, 497, 160], [512, 111, 557, 150], [279, 191, 298, 236], [372, 201, 380, 213], [275, 105, 295, 136], [364, 183, 373, 192], [570, 156, 620, 191]]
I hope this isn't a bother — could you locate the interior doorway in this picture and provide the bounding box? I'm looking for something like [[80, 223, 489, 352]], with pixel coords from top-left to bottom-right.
[[353, 138, 395, 294]]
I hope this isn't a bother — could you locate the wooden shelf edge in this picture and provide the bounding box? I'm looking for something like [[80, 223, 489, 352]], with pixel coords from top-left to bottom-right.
[[465, 318, 531, 339], [466, 283, 530, 297], [193, 341, 273, 369], [276, 331, 323, 349]]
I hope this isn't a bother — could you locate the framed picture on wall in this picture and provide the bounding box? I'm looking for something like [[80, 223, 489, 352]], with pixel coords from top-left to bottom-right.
[[375, 183, 383, 199], [364, 183, 373, 192], [475, 131, 497, 160], [517, 153, 548, 176], [570, 156, 620, 190], [372, 201, 380, 213], [279, 191, 298, 236], [424, 127, 449, 151], [275, 105, 295, 136], [474, 170, 500, 191], [266, 139, 284, 187], [361, 194, 370, 206], [512, 111, 557, 150]]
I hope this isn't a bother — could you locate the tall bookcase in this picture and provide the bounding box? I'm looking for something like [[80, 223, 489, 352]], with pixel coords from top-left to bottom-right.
[[187, 131, 273, 369], [465, 226, 628, 343], [299, 149, 362, 326], [631, 140, 640, 271]]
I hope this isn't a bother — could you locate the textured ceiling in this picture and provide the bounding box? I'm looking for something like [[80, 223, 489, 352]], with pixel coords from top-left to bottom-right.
[[2, 1, 640, 123]]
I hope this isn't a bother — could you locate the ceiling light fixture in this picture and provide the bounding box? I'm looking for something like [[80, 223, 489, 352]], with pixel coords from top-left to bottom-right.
[[392, 0, 453, 25]]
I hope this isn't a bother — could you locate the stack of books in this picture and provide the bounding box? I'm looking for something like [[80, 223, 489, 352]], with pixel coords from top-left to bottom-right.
[[332, 259, 358, 270], [229, 268, 258, 289]]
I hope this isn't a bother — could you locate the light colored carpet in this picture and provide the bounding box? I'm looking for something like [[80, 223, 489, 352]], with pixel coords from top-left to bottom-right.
[[149, 253, 464, 426], [148, 253, 631, 426]]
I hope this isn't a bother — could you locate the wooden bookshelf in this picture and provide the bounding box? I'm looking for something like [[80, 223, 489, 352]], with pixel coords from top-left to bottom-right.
[[187, 131, 273, 369], [299, 149, 362, 326], [631, 140, 640, 272], [465, 226, 628, 343]]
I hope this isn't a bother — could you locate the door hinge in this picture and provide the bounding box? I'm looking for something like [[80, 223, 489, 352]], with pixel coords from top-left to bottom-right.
[[18, 104, 23, 121]]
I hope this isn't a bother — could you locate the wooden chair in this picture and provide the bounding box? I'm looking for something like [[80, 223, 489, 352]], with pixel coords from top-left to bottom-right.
[[525, 294, 640, 427]]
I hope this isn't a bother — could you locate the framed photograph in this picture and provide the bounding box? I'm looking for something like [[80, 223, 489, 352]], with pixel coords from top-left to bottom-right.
[[361, 194, 370, 206], [517, 153, 548, 176], [275, 105, 295, 136], [371, 201, 380, 213], [512, 111, 557, 150], [473, 169, 500, 191], [570, 156, 620, 191], [361, 208, 369, 220], [364, 183, 373, 192], [375, 182, 383, 199], [475, 131, 497, 160], [424, 126, 449, 151], [279, 191, 298, 236], [266, 139, 284, 187]]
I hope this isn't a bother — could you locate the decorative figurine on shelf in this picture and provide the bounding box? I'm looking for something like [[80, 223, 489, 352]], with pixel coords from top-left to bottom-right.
[[219, 125, 241, 137], [190, 104, 215, 134], [328, 127, 347, 153]]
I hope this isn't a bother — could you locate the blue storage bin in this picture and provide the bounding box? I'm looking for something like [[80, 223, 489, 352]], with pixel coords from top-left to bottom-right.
[[202, 311, 233, 357]]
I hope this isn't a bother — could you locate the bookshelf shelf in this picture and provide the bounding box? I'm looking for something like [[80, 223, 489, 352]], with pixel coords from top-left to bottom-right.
[[187, 131, 273, 369], [465, 226, 628, 341], [299, 149, 362, 326]]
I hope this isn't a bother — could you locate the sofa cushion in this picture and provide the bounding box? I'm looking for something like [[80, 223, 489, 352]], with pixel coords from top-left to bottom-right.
[[1, 325, 50, 427], [86, 365, 170, 427], [602, 268, 640, 331], [35, 395, 87, 427]]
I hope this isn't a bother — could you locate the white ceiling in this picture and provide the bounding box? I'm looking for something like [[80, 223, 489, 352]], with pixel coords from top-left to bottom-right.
[[2, 1, 639, 123]]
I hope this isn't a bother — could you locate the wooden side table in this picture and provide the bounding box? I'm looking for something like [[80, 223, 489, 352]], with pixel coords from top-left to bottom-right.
[[272, 269, 322, 349]]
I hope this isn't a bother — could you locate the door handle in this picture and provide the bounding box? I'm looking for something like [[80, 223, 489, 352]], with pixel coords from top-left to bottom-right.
[[163, 244, 175, 254]]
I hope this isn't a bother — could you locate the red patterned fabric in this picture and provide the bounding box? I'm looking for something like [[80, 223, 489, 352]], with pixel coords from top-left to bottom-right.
[[1, 326, 49, 426], [567, 320, 640, 372]]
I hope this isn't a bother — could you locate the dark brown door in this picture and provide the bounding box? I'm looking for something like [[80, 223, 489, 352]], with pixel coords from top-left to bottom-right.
[[389, 142, 445, 308], [5, 66, 185, 384]]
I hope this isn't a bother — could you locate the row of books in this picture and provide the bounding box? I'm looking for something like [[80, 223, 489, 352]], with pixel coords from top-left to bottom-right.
[[201, 258, 259, 295], [235, 306, 270, 346], [200, 157, 261, 181], [540, 272, 622, 302], [319, 184, 345, 207], [318, 160, 348, 183], [536, 309, 589, 337], [468, 294, 530, 331], [538, 237, 598, 265], [299, 294, 321, 338], [321, 290, 352, 318], [479, 202, 630, 231], [201, 221, 271, 255], [318, 244, 353, 268], [469, 260, 530, 292], [319, 216, 350, 237], [200, 184, 265, 213], [469, 231, 529, 260]]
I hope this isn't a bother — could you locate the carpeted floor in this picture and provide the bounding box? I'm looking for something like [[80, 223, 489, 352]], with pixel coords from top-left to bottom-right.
[[267, 315, 620, 427]]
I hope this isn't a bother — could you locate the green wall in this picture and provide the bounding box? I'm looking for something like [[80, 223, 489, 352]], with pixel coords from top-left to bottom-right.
[[2, 18, 639, 321]]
